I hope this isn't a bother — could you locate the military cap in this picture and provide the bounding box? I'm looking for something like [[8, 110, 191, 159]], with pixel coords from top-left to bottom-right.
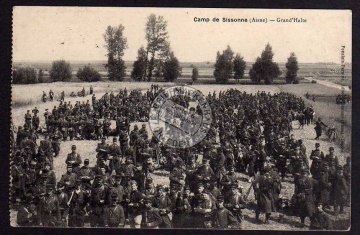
[[113, 137, 117, 142], [301, 168, 310, 174], [111, 193, 118, 200], [102, 136, 106, 140], [143, 196, 153, 204], [315, 143, 320, 147], [230, 183, 238, 189], [228, 165, 235, 170], [197, 182, 204, 188], [216, 195, 225, 202], [94, 175, 103, 180], [142, 124, 146, 127], [71, 145, 77, 150], [156, 184, 164, 190], [84, 159, 90, 164], [130, 180, 138, 185], [184, 185, 191, 191], [30, 160, 37, 166], [329, 146, 334, 151]]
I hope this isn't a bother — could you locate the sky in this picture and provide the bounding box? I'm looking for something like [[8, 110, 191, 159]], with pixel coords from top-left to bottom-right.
[[13, 7, 352, 63]]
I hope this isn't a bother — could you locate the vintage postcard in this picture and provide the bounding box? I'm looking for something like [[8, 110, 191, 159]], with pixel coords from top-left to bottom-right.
[[11, 7, 351, 230]]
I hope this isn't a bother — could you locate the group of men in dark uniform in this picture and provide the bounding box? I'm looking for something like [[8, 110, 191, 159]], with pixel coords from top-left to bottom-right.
[[11, 85, 350, 230]]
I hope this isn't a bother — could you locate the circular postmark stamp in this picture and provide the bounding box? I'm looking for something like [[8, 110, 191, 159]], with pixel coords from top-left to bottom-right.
[[149, 86, 212, 148]]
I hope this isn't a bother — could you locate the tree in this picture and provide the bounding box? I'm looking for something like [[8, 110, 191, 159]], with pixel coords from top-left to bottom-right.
[[131, 46, 147, 81], [233, 53, 246, 83], [13, 67, 38, 84], [285, 52, 299, 84], [192, 67, 199, 83], [249, 43, 281, 84], [163, 51, 181, 82], [214, 46, 234, 83], [76, 65, 101, 82], [50, 60, 72, 82], [38, 69, 45, 83], [103, 25, 128, 81], [145, 14, 170, 81]]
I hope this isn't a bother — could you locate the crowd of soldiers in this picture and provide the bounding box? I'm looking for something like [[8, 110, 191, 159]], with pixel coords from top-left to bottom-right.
[[11, 85, 350, 229]]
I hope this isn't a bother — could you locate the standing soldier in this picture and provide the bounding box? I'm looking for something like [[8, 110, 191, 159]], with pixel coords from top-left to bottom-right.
[[56, 184, 69, 227], [96, 137, 109, 161], [38, 184, 61, 226], [68, 180, 86, 227], [324, 147, 339, 174], [108, 137, 122, 174], [32, 112, 40, 132], [332, 166, 349, 215], [252, 167, 275, 224], [51, 127, 63, 157], [292, 168, 317, 228], [104, 193, 126, 227], [60, 91, 65, 102], [128, 180, 145, 228], [310, 143, 325, 180], [90, 85, 93, 95], [66, 145, 82, 174], [314, 118, 328, 140], [141, 197, 163, 228], [49, 90, 54, 101], [24, 110, 32, 130], [153, 185, 173, 228], [89, 176, 108, 227]]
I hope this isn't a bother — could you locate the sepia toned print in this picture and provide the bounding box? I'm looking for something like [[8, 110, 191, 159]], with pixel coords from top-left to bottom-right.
[[11, 7, 351, 230]]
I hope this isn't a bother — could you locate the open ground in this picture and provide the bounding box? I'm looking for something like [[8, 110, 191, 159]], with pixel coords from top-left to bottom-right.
[[10, 81, 351, 229]]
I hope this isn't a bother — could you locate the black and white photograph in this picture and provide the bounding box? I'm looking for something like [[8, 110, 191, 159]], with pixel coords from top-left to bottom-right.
[[10, 7, 351, 230]]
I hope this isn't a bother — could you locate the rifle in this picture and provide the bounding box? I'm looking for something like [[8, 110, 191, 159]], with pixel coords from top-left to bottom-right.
[[67, 190, 75, 206], [243, 182, 253, 201]]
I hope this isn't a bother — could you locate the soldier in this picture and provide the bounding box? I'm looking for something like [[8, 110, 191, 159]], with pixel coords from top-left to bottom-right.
[[96, 137, 109, 161], [153, 185, 173, 228], [58, 164, 77, 193], [38, 184, 61, 226], [104, 193, 126, 227], [56, 184, 69, 227], [169, 159, 186, 188], [314, 118, 328, 140], [66, 145, 82, 174], [141, 197, 163, 228], [24, 110, 32, 130], [68, 180, 86, 227], [212, 195, 241, 229], [128, 180, 145, 228], [90, 85, 93, 95], [51, 127, 63, 157], [49, 90, 54, 101], [32, 112, 40, 132], [292, 168, 317, 228], [194, 159, 215, 188], [108, 137, 122, 173], [174, 185, 193, 228], [310, 143, 325, 180], [289, 145, 309, 177], [107, 175, 125, 205], [17, 195, 38, 226], [317, 164, 332, 211], [252, 167, 275, 224], [332, 166, 348, 215], [309, 203, 333, 230], [224, 184, 246, 227], [324, 147, 339, 174], [89, 176, 108, 227]]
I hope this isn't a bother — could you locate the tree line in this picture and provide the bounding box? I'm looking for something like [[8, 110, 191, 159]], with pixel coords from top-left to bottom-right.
[[13, 14, 299, 84]]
